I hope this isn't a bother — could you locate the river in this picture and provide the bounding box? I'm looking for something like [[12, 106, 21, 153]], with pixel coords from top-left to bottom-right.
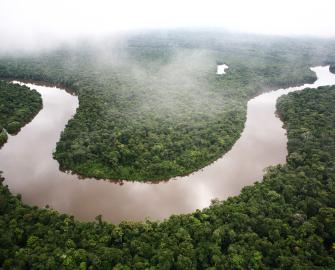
[[0, 66, 334, 222]]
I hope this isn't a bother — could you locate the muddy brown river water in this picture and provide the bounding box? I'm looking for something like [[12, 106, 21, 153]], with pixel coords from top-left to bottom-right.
[[1, 66, 334, 222]]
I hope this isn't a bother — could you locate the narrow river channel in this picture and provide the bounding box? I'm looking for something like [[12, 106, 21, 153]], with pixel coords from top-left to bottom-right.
[[0, 66, 334, 222]]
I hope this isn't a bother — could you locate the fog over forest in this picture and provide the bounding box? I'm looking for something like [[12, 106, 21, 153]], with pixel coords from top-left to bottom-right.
[[1, 1, 335, 269], [1, 0, 335, 52]]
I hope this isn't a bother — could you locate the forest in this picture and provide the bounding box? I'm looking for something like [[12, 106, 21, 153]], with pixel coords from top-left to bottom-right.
[[0, 31, 335, 180], [0, 81, 42, 147], [330, 64, 335, 74], [0, 85, 335, 269]]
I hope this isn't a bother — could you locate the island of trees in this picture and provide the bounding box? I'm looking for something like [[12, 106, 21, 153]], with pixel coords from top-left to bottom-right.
[[0, 31, 334, 180], [0, 85, 335, 269], [0, 81, 42, 147]]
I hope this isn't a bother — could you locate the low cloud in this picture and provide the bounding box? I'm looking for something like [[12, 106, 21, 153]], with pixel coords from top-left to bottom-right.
[[0, 0, 335, 52]]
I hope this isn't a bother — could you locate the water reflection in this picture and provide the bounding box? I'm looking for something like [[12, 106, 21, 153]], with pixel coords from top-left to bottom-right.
[[217, 64, 228, 74]]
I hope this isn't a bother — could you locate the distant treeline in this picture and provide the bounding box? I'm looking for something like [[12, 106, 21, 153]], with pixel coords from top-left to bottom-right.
[[0, 32, 334, 180], [0, 81, 42, 147], [1, 85, 335, 269]]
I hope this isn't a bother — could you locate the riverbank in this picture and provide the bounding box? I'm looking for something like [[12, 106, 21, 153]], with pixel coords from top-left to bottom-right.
[[0, 80, 42, 147], [1, 84, 335, 269], [0, 66, 334, 222], [0, 34, 324, 181]]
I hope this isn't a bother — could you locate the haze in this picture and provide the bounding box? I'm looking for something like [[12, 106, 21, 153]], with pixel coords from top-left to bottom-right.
[[1, 0, 335, 51]]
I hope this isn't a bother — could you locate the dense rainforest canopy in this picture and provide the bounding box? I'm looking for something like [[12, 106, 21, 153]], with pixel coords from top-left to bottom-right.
[[0, 85, 335, 269], [0, 81, 42, 147], [0, 31, 335, 180]]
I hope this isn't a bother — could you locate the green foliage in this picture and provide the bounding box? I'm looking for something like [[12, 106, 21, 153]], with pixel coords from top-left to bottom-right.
[[1, 32, 334, 180], [6, 121, 21, 134], [1, 85, 335, 268], [330, 64, 335, 74], [0, 127, 7, 147], [0, 80, 42, 147]]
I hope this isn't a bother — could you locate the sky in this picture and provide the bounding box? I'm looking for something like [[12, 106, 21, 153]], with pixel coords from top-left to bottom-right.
[[1, 0, 335, 50]]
